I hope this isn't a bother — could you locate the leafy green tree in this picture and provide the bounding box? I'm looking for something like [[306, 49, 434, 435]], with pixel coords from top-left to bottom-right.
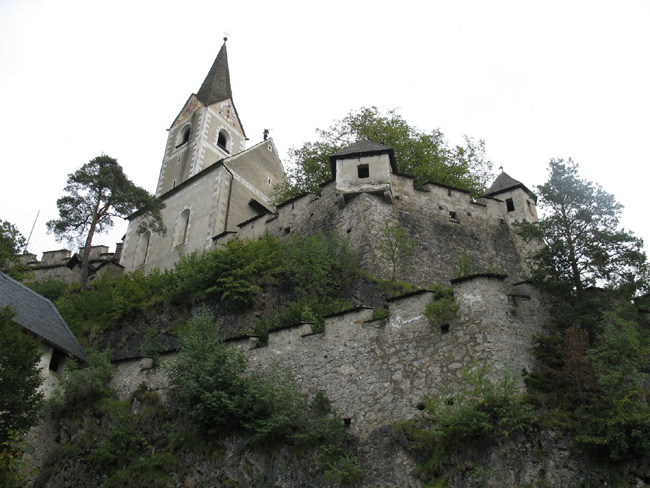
[[376, 221, 417, 281], [0, 307, 44, 444], [47, 154, 166, 288], [272, 106, 493, 202], [167, 308, 307, 443], [520, 158, 647, 296], [0, 220, 28, 280]]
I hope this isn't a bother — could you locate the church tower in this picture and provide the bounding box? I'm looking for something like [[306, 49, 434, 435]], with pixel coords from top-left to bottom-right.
[[120, 40, 285, 273], [155, 38, 247, 196]]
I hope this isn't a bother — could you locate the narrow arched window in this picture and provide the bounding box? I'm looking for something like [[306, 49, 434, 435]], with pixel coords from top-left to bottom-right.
[[134, 230, 151, 269], [217, 129, 231, 153], [174, 209, 190, 247]]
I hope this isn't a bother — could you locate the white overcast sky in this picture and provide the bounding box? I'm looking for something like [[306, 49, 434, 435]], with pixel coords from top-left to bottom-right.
[[1, 0, 648, 258]]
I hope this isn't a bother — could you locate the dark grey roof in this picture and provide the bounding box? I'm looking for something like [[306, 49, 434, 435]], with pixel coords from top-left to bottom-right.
[[484, 171, 536, 202], [329, 140, 398, 177], [0, 272, 88, 362], [196, 39, 232, 107]]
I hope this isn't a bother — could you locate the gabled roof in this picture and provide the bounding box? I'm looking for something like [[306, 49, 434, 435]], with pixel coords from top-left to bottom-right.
[[196, 39, 233, 107], [484, 171, 537, 202], [329, 140, 398, 177], [0, 271, 88, 362]]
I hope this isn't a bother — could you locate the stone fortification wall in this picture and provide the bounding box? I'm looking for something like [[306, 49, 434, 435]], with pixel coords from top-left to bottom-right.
[[110, 275, 549, 440], [217, 174, 528, 287]]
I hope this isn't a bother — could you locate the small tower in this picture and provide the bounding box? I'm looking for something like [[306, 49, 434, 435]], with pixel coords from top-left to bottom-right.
[[329, 140, 397, 205], [484, 171, 538, 223], [156, 38, 247, 196]]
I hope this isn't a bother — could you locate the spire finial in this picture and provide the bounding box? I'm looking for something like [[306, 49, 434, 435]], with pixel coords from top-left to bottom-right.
[[223, 36, 228, 42]]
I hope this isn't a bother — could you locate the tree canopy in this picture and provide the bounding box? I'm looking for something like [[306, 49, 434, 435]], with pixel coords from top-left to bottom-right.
[[271, 107, 493, 203], [0, 220, 28, 280], [0, 307, 43, 443], [47, 154, 166, 287], [520, 158, 647, 296]]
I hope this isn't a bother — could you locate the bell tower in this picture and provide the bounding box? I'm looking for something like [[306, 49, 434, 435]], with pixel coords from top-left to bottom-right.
[[155, 38, 247, 196]]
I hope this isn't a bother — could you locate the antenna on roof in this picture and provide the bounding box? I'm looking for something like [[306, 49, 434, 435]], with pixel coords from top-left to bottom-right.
[[24, 209, 40, 253], [263, 129, 270, 140], [499, 165, 504, 172]]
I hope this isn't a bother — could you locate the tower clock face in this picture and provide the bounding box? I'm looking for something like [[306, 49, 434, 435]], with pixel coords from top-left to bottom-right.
[[219, 101, 235, 123]]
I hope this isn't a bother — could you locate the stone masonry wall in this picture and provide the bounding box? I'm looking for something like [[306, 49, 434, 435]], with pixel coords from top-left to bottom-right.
[[217, 174, 528, 287], [106, 275, 550, 486], [110, 275, 549, 439]]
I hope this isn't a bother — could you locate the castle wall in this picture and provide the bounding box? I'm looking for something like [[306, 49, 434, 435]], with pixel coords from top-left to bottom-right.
[[219, 175, 529, 287], [109, 276, 549, 440]]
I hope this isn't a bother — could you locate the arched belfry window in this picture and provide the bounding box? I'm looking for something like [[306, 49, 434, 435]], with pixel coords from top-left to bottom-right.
[[174, 209, 191, 247], [134, 230, 151, 269], [176, 125, 191, 148], [217, 129, 231, 153]]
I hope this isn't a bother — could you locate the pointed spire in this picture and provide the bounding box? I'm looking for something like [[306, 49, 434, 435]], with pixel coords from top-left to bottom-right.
[[196, 38, 233, 106]]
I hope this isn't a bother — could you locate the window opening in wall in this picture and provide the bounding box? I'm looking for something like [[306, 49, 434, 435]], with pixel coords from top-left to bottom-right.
[[527, 200, 533, 214], [283, 226, 291, 235], [416, 402, 426, 411], [267, 177, 272, 185], [49, 348, 65, 372], [440, 323, 450, 334], [135, 231, 151, 269], [506, 198, 515, 212], [357, 164, 369, 178], [175, 209, 190, 247], [176, 126, 191, 147], [172, 180, 177, 189], [343, 417, 352, 427], [449, 211, 459, 222], [217, 129, 231, 153]]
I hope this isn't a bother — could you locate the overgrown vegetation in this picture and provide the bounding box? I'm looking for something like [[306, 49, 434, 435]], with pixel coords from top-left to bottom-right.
[[424, 285, 459, 327], [398, 363, 534, 484], [27, 231, 358, 346]]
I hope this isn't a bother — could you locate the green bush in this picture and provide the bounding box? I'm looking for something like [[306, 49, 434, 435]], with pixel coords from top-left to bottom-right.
[[285, 232, 357, 299], [424, 285, 459, 327], [102, 453, 180, 488], [88, 399, 142, 474], [27, 279, 70, 301], [372, 307, 388, 320], [407, 363, 533, 480], [50, 349, 113, 418], [166, 308, 248, 433]]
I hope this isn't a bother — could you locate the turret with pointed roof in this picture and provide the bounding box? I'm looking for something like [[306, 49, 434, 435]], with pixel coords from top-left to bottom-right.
[[484, 170, 538, 223]]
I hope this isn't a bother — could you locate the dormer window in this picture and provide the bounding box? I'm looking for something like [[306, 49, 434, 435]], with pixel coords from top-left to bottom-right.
[[357, 164, 369, 179], [176, 125, 191, 148], [217, 129, 231, 153]]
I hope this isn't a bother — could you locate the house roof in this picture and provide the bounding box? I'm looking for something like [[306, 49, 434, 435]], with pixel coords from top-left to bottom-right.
[[484, 171, 537, 202], [329, 140, 398, 177], [0, 272, 88, 362]]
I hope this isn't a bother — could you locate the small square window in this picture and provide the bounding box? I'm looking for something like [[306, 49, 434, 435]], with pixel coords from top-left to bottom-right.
[[357, 164, 369, 178]]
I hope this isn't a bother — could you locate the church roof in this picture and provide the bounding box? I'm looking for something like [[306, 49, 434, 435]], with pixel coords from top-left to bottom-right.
[[196, 39, 233, 106], [329, 140, 398, 177], [484, 171, 536, 202], [0, 271, 88, 362]]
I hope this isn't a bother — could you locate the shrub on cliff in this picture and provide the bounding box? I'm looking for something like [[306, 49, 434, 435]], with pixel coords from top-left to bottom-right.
[[167, 308, 305, 442], [400, 363, 534, 481]]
